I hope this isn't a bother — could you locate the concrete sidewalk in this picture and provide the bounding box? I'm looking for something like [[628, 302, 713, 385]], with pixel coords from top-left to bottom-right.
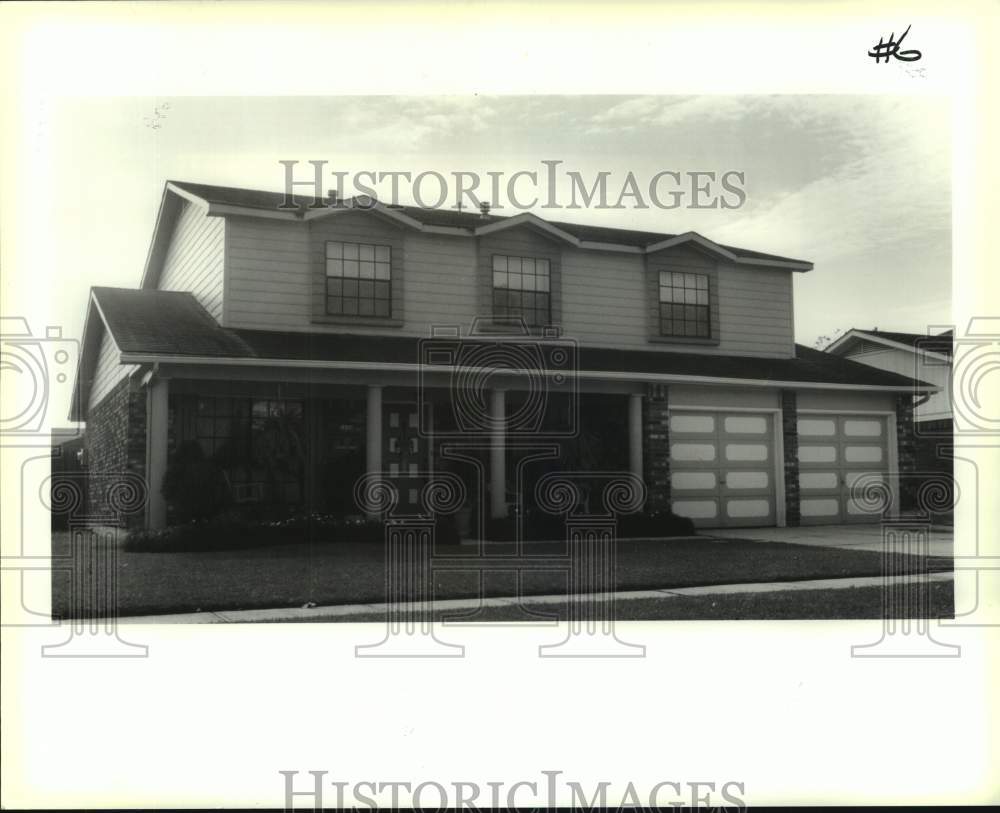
[[118, 571, 953, 624], [710, 524, 953, 557]]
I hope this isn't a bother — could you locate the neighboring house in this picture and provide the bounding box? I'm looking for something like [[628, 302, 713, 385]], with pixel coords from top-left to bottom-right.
[[824, 328, 953, 432], [825, 327, 954, 495], [70, 181, 935, 531]]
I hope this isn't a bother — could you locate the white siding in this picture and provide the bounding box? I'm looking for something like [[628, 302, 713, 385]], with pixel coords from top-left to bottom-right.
[[797, 389, 896, 413], [225, 217, 311, 328], [559, 251, 793, 357], [225, 215, 478, 334], [222, 214, 794, 357], [670, 386, 780, 410], [844, 347, 952, 420], [714, 264, 794, 358], [158, 200, 225, 320], [560, 250, 647, 347], [88, 329, 137, 410]]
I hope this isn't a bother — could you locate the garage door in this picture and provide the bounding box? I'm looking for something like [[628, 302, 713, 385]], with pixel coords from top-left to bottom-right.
[[668, 411, 776, 528], [797, 414, 891, 525]]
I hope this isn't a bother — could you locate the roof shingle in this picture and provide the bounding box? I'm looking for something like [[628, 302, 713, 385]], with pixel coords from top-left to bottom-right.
[[92, 287, 933, 390], [868, 329, 953, 357], [92, 287, 253, 357], [168, 180, 810, 266]]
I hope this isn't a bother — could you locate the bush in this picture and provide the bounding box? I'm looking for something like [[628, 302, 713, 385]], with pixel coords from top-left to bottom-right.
[[161, 441, 231, 523], [481, 508, 696, 542], [618, 509, 696, 538], [123, 510, 462, 552]]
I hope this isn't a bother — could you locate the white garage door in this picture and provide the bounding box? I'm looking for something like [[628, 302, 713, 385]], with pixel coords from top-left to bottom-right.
[[797, 414, 891, 525], [669, 411, 776, 528]]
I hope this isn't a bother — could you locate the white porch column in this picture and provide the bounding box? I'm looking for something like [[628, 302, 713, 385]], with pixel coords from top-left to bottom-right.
[[145, 377, 169, 530], [628, 392, 644, 482], [365, 385, 383, 504], [490, 388, 508, 519]]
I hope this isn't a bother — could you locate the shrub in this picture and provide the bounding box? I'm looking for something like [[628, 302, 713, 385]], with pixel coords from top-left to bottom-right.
[[161, 441, 232, 523], [618, 509, 696, 538], [123, 510, 461, 552], [483, 508, 696, 542]]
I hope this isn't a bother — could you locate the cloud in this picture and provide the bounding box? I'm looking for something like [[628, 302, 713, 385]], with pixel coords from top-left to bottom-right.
[[706, 97, 950, 265], [327, 96, 501, 151], [586, 95, 781, 134]]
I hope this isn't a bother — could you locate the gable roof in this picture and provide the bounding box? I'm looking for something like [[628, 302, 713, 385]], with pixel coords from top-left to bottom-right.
[[161, 180, 813, 269], [825, 328, 953, 360], [71, 288, 255, 420], [92, 287, 254, 357], [78, 288, 934, 399]]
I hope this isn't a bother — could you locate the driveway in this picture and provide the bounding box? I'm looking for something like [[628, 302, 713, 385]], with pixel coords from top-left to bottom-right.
[[710, 523, 953, 557]]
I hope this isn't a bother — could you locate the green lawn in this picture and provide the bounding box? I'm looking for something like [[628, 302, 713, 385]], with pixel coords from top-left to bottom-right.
[[50, 531, 953, 619]]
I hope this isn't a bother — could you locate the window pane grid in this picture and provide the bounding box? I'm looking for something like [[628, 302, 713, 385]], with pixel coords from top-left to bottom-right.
[[658, 270, 710, 338], [492, 254, 551, 327], [326, 241, 392, 317]]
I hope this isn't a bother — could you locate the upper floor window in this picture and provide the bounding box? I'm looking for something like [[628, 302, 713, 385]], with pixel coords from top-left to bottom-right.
[[492, 254, 551, 328], [659, 270, 710, 338], [326, 241, 392, 317]]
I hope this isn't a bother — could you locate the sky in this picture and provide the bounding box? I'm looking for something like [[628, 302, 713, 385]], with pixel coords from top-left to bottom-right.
[[47, 93, 951, 357]]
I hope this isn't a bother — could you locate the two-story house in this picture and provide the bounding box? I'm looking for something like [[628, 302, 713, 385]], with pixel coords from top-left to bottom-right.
[[71, 181, 934, 531]]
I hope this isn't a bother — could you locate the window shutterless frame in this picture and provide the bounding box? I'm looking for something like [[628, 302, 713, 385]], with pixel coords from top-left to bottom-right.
[[658, 270, 711, 338], [491, 253, 552, 328], [325, 240, 393, 318]]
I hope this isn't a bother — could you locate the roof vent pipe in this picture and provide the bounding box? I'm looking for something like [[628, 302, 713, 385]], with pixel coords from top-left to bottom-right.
[[479, 201, 491, 218]]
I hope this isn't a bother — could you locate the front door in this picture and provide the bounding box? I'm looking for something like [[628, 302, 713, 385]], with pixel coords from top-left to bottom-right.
[[383, 403, 426, 514]]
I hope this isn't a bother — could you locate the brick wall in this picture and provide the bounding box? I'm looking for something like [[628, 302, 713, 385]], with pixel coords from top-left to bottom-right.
[[780, 390, 800, 526], [643, 384, 671, 512], [895, 394, 919, 513], [83, 377, 147, 527]]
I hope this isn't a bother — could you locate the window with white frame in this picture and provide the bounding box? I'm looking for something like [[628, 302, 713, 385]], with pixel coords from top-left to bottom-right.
[[658, 270, 710, 338], [325, 241, 392, 317], [492, 254, 551, 328]]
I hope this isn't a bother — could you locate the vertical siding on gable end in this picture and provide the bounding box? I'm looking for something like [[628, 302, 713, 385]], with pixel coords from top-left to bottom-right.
[[88, 329, 138, 412], [158, 200, 225, 321]]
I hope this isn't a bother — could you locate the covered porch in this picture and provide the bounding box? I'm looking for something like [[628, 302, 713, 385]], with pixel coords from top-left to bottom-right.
[[145, 365, 647, 530]]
